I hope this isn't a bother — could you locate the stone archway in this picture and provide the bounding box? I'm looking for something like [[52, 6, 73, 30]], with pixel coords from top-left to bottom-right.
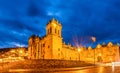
[[97, 56, 102, 63]]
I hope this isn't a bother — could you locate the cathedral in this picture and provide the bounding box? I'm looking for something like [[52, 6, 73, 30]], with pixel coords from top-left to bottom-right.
[[28, 18, 120, 63], [28, 18, 79, 60]]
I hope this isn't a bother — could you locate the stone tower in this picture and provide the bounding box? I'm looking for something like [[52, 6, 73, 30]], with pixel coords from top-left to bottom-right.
[[28, 18, 63, 59], [28, 35, 40, 59], [46, 18, 62, 59], [46, 18, 62, 37]]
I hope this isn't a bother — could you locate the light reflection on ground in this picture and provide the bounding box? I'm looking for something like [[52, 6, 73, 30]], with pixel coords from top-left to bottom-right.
[[5, 66, 120, 73]]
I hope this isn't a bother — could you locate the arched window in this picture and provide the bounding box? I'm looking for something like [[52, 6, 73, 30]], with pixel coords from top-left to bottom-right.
[[48, 45, 50, 48], [58, 30, 59, 35], [48, 29, 49, 34], [55, 28, 57, 33], [58, 53, 60, 57], [43, 43, 45, 47], [58, 48, 60, 51], [50, 27, 52, 33]]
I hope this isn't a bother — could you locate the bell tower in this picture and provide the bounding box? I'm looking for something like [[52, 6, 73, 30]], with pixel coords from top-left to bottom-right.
[[46, 18, 62, 37], [46, 18, 63, 59]]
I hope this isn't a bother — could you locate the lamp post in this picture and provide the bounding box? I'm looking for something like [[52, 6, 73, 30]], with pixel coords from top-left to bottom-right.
[[94, 49, 95, 65], [91, 36, 96, 65], [78, 48, 81, 61]]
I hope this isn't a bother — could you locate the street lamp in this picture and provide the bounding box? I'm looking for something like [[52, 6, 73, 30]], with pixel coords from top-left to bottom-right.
[[78, 48, 81, 61], [94, 49, 95, 65], [19, 50, 24, 56], [91, 36, 96, 65]]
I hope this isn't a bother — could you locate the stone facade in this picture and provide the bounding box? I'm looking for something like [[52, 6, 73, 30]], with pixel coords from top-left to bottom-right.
[[28, 18, 120, 63], [82, 42, 120, 63]]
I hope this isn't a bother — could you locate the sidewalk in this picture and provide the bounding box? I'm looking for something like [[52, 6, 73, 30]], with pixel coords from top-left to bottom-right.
[[8, 66, 97, 72]]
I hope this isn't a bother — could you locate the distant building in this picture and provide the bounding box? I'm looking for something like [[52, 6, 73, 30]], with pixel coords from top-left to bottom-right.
[[0, 47, 27, 63], [82, 42, 120, 63], [0, 47, 27, 58], [28, 18, 120, 63]]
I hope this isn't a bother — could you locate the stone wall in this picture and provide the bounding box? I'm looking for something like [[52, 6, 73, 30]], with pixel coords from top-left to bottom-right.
[[20, 59, 92, 68], [0, 59, 93, 70]]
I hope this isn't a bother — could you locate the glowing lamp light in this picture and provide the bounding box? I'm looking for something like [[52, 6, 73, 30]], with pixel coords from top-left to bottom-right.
[[98, 53, 101, 56], [8, 56, 11, 59], [91, 36, 96, 42], [11, 50, 15, 53], [19, 50, 23, 53], [110, 58, 112, 62], [78, 48, 81, 52], [19, 57, 22, 59]]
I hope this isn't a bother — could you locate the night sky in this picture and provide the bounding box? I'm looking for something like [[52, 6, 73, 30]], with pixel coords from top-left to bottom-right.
[[0, 0, 120, 48]]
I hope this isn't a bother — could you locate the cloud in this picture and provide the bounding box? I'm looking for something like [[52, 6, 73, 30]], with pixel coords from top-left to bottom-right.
[[0, 0, 120, 48], [0, 18, 46, 48]]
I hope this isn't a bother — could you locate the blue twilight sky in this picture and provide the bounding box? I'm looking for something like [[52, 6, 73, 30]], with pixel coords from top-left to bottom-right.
[[0, 0, 120, 48]]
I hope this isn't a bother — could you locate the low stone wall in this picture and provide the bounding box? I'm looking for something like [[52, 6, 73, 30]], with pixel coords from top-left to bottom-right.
[[0, 59, 93, 70]]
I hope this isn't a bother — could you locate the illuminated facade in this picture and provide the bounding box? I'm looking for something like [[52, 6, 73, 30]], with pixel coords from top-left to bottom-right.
[[28, 18, 120, 63], [0, 47, 27, 63], [28, 18, 79, 60], [80, 42, 120, 63]]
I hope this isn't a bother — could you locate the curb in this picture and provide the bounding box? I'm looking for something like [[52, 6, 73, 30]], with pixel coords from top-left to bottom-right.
[[8, 66, 97, 72]]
